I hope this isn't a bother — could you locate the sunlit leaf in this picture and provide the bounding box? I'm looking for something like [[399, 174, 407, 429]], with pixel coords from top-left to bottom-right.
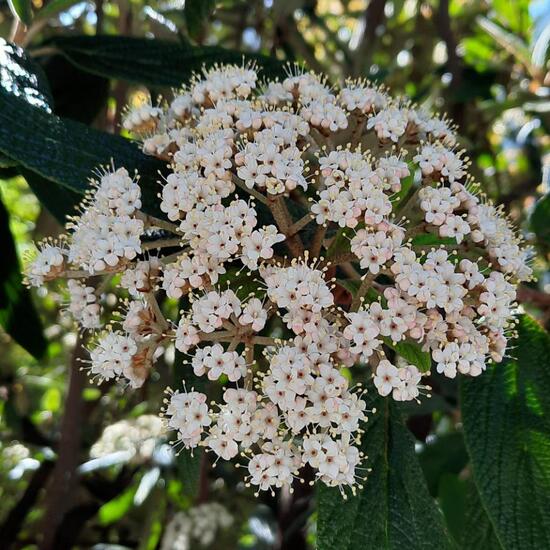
[[7, 0, 33, 26], [98, 483, 138, 526]]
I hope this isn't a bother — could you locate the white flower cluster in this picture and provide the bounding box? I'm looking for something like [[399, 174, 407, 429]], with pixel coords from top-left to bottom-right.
[[163, 261, 369, 491], [27, 63, 532, 494], [90, 414, 165, 464], [67, 280, 101, 329], [160, 502, 233, 550], [68, 167, 143, 273]]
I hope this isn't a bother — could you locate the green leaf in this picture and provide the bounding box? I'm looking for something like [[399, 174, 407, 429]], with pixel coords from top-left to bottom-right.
[[21, 169, 82, 225], [461, 315, 550, 549], [49, 35, 288, 87], [391, 172, 414, 209], [530, 193, 550, 248], [0, 194, 46, 358], [7, 0, 33, 26], [0, 87, 165, 220], [0, 38, 52, 111], [173, 298, 206, 499], [0, 154, 17, 169], [41, 387, 61, 412], [477, 16, 532, 70], [418, 432, 469, 496], [317, 395, 452, 550], [384, 338, 432, 373], [98, 483, 138, 526], [410, 234, 457, 247], [326, 227, 352, 258], [185, 0, 216, 40], [437, 474, 468, 545], [0, 39, 165, 221], [461, 477, 502, 550]]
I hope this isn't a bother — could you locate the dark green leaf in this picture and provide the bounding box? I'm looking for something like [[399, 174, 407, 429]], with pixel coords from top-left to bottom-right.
[[49, 35, 288, 87], [326, 227, 352, 257], [461, 477, 502, 550], [7, 0, 33, 26], [385, 338, 432, 373], [173, 298, 206, 499], [461, 315, 550, 550], [317, 395, 452, 550], [0, 38, 52, 111], [418, 432, 469, 496], [185, 0, 215, 40], [21, 169, 82, 224], [437, 474, 468, 545], [0, 40, 165, 221], [530, 193, 550, 248], [42, 54, 110, 125], [0, 194, 46, 358], [391, 172, 414, 209], [0, 88, 165, 219], [0, 154, 17, 169]]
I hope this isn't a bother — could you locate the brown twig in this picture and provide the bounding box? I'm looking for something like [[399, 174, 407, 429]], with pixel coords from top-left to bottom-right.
[[38, 335, 88, 550]]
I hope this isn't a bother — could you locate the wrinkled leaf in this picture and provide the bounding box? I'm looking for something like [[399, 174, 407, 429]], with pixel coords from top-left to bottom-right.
[[461, 476, 503, 549], [0, 88, 165, 219], [317, 395, 452, 550], [461, 315, 550, 549], [0, 39, 165, 221]]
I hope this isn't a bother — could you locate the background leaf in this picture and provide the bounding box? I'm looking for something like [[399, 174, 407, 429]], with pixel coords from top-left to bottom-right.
[[530, 193, 550, 249], [7, 0, 33, 26], [0, 193, 46, 358], [317, 394, 452, 550], [184, 0, 216, 40], [461, 315, 550, 549], [48, 35, 288, 87]]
